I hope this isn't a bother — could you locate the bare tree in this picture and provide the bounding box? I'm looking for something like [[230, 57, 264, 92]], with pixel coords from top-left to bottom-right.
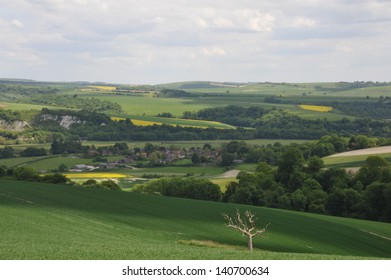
[[222, 209, 269, 251]]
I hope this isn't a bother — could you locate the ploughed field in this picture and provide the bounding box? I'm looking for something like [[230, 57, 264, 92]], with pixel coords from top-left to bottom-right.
[[1, 180, 390, 260]]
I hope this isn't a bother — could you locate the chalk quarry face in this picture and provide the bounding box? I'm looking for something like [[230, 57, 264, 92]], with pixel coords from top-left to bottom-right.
[[0, 120, 31, 131], [40, 114, 84, 129]]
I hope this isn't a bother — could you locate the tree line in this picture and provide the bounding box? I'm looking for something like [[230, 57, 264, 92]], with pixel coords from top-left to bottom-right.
[[34, 108, 391, 141], [0, 165, 121, 191]]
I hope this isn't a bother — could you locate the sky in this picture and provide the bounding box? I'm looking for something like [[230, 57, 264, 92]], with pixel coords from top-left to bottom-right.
[[1, 0, 391, 84]]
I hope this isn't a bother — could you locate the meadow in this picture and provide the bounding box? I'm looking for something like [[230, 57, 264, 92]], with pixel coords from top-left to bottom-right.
[[1, 180, 390, 260]]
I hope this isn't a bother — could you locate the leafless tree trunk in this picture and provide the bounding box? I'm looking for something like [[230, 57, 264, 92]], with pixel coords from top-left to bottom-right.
[[222, 209, 269, 251]]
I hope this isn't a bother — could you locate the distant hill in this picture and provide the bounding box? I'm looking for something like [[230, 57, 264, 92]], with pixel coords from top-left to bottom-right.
[[1, 180, 390, 259]]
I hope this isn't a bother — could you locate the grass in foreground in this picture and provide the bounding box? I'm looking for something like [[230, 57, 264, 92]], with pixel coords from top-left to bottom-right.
[[1, 180, 390, 260]]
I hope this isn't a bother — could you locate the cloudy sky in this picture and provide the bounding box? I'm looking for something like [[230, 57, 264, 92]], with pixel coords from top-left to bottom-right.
[[1, 0, 390, 84]]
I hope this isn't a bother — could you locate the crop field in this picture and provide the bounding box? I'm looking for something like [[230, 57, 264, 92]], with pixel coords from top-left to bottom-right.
[[1, 180, 390, 260], [289, 109, 353, 121], [112, 116, 235, 129], [93, 95, 214, 117], [88, 85, 117, 91], [298, 105, 333, 112], [164, 82, 316, 96], [65, 173, 129, 179], [87, 89, 350, 121], [188, 96, 352, 121]]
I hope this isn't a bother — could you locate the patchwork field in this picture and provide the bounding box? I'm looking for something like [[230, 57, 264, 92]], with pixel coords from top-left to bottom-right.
[[1, 180, 390, 260]]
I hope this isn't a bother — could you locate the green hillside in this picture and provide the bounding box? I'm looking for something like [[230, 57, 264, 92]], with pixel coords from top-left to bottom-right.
[[0, 180, 390, 260]]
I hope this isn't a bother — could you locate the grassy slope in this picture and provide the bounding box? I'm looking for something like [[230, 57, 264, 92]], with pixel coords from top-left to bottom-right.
[[1, 180, 390, 260], [323, 146, 391, 168], [324, 153, 391, 168]]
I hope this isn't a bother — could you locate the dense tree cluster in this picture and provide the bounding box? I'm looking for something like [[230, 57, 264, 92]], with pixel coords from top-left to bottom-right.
[[82, 179, 121, 191], [0, 84, 58, 98], [24, 94, 122, 113], [0, 165, 67, 184], [159, 88, 191, 97], [133, 177, 222, 201], [223, 151, 391, 222], [332, 102, 391, 119], [183, 105, 267, 127], [218, 135, 391, 166]]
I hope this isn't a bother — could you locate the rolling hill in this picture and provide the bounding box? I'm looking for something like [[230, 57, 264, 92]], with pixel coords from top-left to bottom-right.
[[1, 180, 390, 260]]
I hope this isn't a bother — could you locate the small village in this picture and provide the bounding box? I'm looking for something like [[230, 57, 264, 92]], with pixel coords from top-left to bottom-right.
[[69, 144, 223, 172]]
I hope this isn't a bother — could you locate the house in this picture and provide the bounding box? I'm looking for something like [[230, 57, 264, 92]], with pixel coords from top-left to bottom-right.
[[69, 164, 95, 172]]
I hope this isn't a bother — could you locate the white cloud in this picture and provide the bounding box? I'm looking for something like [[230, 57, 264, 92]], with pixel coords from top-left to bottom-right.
[[11, 19, 24, 28], [0, 0, 390, 83], [292, 17, 316, 28], [200, 46, 226, 57], [237, 9, 275, 32]]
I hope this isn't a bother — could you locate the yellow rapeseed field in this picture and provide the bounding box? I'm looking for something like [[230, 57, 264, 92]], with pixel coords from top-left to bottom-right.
[[65, 173, 128, 179], [131, 119, 164, 126], [298, 104, 333, 112], [111, 116, 226, 129], [111, 117, 164, 126], [89, 86, 117, 91]]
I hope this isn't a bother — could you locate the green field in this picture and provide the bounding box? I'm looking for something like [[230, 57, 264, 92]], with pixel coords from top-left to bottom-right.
[[164, 81, 391, 98], [95, 95, 214, 117], [112, 115, 235, 129], [0, 101, 67, 111], [0, 155, 123, 170], [76, 88, 354, 121], [323, 153, 391, 168], [0, 180, 390, 259]]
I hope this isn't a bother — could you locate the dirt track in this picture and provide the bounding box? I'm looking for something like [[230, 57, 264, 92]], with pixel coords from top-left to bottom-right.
[[327, 146, 391, 158], [217, 169, 240, 178]]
